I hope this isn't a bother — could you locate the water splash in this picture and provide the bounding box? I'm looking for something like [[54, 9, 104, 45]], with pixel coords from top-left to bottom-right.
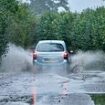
[[70, 51, 105, 73], [0, 43, 33, 73]]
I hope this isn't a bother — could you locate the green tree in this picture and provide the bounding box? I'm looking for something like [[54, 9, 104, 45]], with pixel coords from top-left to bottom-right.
[[36, 12, 60, 40], [93, 7, 105, 50], [35, 7, 105, 51], [35, 12, 75, 50], [56, 12, 75, 50], [72, 9, 95, 50], [0, 0, 19, 62], [7, 4, 37, 48]]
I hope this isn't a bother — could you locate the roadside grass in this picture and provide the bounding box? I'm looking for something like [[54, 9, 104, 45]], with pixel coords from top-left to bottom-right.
[[91, 94, 105, 105]]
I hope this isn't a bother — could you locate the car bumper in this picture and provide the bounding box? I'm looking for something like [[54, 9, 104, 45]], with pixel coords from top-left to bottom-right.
[[33, 60, 69, 72], [33, 60, 68, 66]]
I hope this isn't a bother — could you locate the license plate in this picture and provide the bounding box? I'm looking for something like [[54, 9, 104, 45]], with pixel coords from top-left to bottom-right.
[[43, 58, 55, 63]]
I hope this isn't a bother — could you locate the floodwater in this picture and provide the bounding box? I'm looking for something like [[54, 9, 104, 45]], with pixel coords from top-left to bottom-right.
[[0, 44, 105, 105]]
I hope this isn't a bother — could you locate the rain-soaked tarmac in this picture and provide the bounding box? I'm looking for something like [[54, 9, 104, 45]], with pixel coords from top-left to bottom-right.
[[0, 70, 105, 105]]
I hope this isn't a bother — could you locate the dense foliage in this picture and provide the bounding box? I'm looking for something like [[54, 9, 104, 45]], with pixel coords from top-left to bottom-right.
[[7, 4, 36, 48], [0, 0, 19, 62], [0, 0, 36, 62], [1, 0, 105, 61], [91, 94, 105, 105], [35, 7, 105, 51]]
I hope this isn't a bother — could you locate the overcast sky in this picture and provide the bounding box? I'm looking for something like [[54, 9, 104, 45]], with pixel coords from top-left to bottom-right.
[[68, 0, 105, 12]]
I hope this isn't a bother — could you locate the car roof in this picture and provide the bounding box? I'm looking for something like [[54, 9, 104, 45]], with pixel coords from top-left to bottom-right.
[[38, 40, 65, 44]]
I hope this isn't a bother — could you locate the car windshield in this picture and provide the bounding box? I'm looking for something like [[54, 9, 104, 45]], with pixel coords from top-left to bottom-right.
[[36, 43, 64, 52]]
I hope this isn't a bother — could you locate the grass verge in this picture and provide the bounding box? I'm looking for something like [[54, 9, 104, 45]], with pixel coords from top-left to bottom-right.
[[91, 94, 105, 105]]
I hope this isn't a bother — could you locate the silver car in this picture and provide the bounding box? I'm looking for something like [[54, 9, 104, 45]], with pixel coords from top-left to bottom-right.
[[33, 40, 69, 72]]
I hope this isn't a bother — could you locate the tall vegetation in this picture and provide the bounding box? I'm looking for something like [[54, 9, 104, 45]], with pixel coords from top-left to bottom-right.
[[0, 0, 36, 62], [35, 7, 105, 51], [0, 0, 19, 62], [1, 0, 105, 61], [7, 4, 36, 48]]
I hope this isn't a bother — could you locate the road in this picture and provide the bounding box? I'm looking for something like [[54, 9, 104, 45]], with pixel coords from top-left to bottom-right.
[[0, 70, 105, 105]]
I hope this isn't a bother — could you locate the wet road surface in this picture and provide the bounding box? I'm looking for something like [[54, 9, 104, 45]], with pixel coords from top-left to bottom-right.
[[0, 71, 105, 105]]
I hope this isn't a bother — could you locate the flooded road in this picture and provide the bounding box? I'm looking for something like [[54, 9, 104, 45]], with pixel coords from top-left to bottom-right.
[[0, 71, 105, 105], [0, 45, 105, 105]]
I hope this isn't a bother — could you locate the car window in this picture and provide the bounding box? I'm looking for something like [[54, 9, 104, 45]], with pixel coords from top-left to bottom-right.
[[36, 43, 64, 52]]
